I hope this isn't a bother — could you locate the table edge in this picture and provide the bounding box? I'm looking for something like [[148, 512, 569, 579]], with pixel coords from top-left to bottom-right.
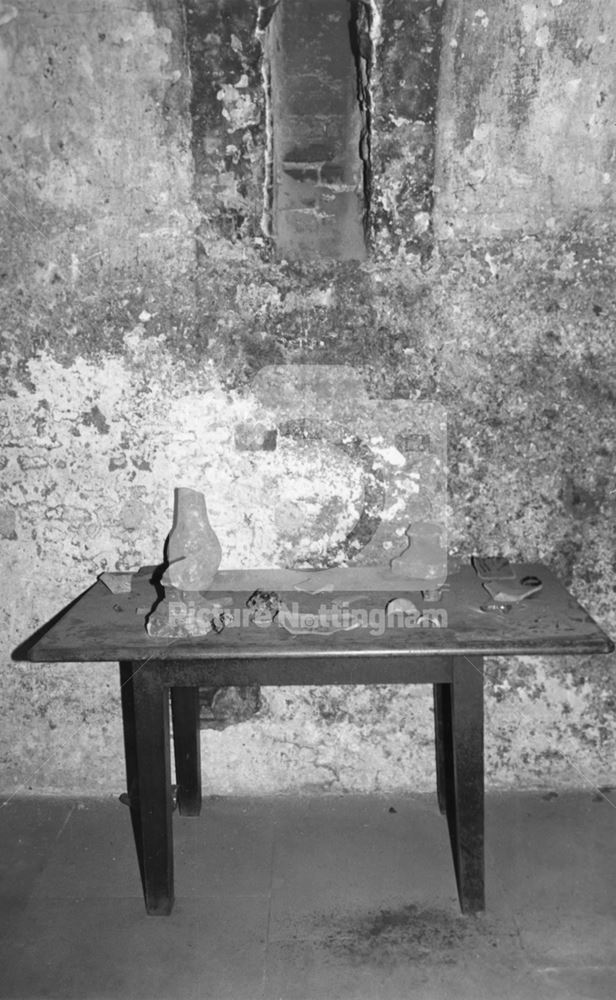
[[21, 636, 615, 663]]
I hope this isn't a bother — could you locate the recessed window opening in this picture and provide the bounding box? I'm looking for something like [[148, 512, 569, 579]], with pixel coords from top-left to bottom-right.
[[261, 0, 373, 261]]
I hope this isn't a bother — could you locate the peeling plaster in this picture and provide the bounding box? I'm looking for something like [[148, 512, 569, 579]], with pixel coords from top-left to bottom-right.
[[434, 0, 616, 238]]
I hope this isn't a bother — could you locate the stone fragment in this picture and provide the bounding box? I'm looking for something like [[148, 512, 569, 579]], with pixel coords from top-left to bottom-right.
[[99, 572, 132, 594], [385, 597, 419, 618], [246, 589, 280, 627], [146, 588, 232, 638], [421, 589, 442, 603], [389, 522, 447, 583], [200, 685, 262, 730], [483, 579, 543, 603], [234, 421, 277, 451], [145, 488, 226, 638], [277, 602, 361, 636], [161, 487, 222, 592]]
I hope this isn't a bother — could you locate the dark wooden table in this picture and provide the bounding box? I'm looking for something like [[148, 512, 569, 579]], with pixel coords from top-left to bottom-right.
[[19, 563, 613, 916]]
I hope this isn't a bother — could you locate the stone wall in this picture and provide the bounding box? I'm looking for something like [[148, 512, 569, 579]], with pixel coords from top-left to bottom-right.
[[434, 0, 616, 238], [1, 0, 615, 797]]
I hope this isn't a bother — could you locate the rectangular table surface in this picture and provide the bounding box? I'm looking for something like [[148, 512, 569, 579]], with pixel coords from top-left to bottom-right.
[[22, 563, 614, 663]]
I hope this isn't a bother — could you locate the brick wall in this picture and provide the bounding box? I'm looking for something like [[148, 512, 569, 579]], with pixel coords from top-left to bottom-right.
[[267, 0, 366, 259]]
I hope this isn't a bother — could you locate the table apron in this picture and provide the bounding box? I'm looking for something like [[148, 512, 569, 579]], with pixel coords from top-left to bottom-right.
[[123, 655, 454, 687]]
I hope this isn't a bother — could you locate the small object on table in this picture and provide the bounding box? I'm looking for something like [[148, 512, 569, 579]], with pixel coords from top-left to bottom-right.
[[390, 521, 447, 583], [99, 572, 133, 594], [147, 588, 232, 638], [277, 602, 361, 635], [161, 487, 222, 592], [483, 578, 542, 604], [145, 487, 224, 638], [385, 597, 420, 619], [246, 590, 280, 627], [479, 601, 513, 615]]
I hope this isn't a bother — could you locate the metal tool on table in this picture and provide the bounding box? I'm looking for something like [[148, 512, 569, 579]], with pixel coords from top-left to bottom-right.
[[472, 557, 543, 613]]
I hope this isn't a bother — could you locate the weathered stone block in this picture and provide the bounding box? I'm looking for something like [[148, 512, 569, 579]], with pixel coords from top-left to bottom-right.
[[282, 165, 320, 183], [320, 162, 346, 184], [234, 422, 277, 451], [284, 142, 336, 164], [433, 0, 616, 237], [0, 506, 17, 541]]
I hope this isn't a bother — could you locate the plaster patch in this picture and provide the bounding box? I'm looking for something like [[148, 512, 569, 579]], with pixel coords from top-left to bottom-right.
[[565, 78, 581, 99], [521, 4, 538, 33], [370, 444, 406, 467], [0, 505, 17, 540], [216, 83, 260, 130], [473, 123, 491, 141], [78, 43, 94, 82], [0, 38, 9, 80], [0, 4, 16, 27]]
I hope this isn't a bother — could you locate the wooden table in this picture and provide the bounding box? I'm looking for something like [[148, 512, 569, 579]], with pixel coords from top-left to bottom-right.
[[18, 563, 613, 916]]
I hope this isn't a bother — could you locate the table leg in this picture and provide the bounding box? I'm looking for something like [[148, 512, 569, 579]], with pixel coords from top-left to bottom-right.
[[443, 656, 485, 914], [170, 685, 202, 817], [119, 661, 174, 915], [433, 683, 448, 815]]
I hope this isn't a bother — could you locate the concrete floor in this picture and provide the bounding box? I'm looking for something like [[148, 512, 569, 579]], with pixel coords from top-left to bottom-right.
[[0, 791, 614, 1000]]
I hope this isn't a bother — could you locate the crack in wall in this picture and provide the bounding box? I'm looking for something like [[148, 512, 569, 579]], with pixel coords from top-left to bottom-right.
[[350, 0, 380, 247], [257, 1, 278, 238]]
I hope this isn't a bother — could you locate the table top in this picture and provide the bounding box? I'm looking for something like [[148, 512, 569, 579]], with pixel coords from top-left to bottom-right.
[[18, 563, 614, 663]]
